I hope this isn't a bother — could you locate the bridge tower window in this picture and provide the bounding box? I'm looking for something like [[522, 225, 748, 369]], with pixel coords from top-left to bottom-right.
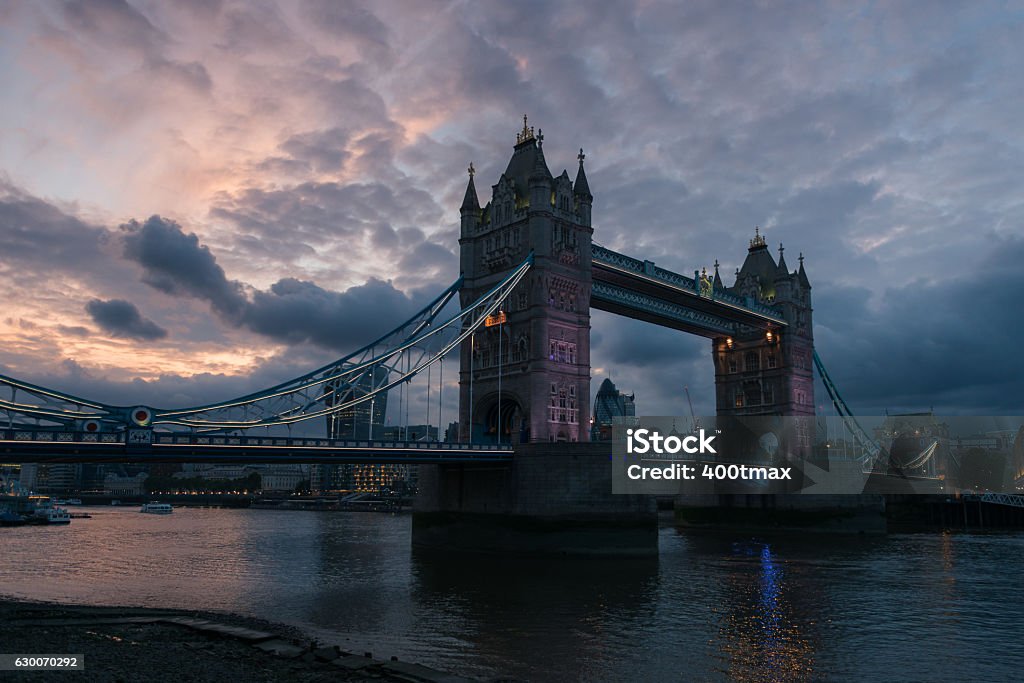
[[745, 351, 760, 372]]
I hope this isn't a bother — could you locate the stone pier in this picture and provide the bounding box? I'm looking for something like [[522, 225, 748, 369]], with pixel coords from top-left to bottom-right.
[[412, 442, 657, 555]]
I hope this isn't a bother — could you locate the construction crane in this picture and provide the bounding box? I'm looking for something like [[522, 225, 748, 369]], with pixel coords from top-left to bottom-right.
[[684, 386, 702, 433]]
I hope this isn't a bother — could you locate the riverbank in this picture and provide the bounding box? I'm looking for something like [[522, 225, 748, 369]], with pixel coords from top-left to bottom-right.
[[0, 600, 477, 683]]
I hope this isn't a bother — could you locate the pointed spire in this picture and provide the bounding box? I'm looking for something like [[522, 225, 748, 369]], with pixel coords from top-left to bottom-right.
[[713, 259, 723, 289], [529, 138, 551, 181], [797, 251, 811, 288], [776, 242, 789, 276], [573, 148, 592, 198], [461, 162, 479, 211]]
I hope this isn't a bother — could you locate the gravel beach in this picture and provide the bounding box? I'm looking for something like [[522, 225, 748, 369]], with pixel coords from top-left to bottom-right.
[[0, 600, 477, 683]]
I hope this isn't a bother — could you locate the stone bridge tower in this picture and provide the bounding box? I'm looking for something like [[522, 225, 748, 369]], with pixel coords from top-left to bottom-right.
[[713, 228, 815, 417], [458, 118, 593, 443]]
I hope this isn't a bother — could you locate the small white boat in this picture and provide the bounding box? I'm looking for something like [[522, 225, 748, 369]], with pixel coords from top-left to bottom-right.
[[46, 507, 71, 524], [66, 499, 83, 505], [33, 504, 71, 524], [140, 502, 173, 514]]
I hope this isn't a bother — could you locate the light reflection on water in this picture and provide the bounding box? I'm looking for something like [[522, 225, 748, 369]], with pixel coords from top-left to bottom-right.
[[1, 507, 1023, 681]]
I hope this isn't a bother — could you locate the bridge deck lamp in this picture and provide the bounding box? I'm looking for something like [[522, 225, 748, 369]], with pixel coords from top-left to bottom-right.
[[726, 337, 734, 349]]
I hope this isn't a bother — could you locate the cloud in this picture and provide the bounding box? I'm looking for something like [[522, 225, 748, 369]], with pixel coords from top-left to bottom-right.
[[2, 1, 1024, 419], [85, 298, 168, 340], [121, 215, 247, 320], [121, 214, 426, 351], [814, 234, 1024, 415]]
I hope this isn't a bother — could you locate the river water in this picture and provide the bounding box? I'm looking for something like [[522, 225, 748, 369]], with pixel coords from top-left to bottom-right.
[[2, 507, 1022, 681]]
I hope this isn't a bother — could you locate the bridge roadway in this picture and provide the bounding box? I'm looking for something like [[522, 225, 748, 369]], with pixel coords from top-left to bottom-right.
[[590, 245, 787, 336], [0, 428, 512, 464]]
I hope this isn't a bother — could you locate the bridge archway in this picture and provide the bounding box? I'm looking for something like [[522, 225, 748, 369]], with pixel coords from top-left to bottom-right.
[[474, 393, 525, 445]]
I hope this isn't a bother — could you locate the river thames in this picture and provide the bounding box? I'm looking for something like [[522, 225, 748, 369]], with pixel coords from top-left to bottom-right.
[[2, 507, 1022, 681]]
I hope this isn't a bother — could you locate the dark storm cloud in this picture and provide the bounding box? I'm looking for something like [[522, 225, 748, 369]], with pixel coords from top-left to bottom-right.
[[121, 216, 247, 319], [0, 181, 109, 271], [121, 215, 426, 351], [245, 277, 418, 349], [815, 235, 1024, 415], [85, 298, 168, 340]]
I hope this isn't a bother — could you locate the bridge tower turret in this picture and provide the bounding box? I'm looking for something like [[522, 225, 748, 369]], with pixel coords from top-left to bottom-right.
[[458, 118, 593, 443], [714, 230, 815, 417]]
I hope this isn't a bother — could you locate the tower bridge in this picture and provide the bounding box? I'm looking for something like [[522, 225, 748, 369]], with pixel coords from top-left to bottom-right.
[[0, 118, 886, 551]]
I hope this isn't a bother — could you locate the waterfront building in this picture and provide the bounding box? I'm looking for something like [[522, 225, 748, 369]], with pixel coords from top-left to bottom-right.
[[31, 463, 81, 495], [258, 465, 307, 492], [104, 472, 148, 496], [177, 464, 258, 481], [16, 463, 36, 491]]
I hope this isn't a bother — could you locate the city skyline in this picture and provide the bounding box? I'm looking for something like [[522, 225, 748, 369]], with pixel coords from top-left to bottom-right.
[[1, 1, 1022, 419]]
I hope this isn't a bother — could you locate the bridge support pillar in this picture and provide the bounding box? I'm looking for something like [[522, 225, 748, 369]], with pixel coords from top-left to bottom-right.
[[412, 442, 657, 555]]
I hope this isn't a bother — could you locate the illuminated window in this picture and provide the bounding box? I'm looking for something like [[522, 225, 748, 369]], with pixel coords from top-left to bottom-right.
[[735, 392, 744, 407]]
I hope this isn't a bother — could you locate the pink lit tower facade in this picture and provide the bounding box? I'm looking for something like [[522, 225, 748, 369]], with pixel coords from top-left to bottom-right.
[[457, 118, 594, 443]]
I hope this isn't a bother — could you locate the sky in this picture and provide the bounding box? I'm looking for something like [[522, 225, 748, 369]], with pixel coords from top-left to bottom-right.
[[0, 0, 1022, 425]]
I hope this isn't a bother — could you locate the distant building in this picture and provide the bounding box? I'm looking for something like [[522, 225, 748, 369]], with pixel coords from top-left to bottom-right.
[[31, 464, 81, 495], [259, 465, 306, 492], [325, 366, 389, 440], [16, 463, 36, 492], [591, 378, 636, 441], [104, 472, 148, 496], [177, 464, 258, 481], [314, 367, 390, 493], [379, 424, 438, 442], [445, 422, 460, 442]]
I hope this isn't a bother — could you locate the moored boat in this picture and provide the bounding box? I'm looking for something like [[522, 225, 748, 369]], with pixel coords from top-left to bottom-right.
[[140, 502, 173, 514], [44, 507, 71, 524]]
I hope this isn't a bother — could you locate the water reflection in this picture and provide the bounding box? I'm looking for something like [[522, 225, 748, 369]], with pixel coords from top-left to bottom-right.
[[410, 548, 659, 680], [714, 540, 817, 682], [2, 509, 1024, 681]]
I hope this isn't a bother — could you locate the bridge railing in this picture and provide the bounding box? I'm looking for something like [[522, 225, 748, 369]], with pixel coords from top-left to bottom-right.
[[0, 428, 512, 452]]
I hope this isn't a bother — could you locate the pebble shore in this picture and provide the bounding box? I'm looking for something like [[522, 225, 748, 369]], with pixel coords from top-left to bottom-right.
[[1, 600, 481, 682]]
